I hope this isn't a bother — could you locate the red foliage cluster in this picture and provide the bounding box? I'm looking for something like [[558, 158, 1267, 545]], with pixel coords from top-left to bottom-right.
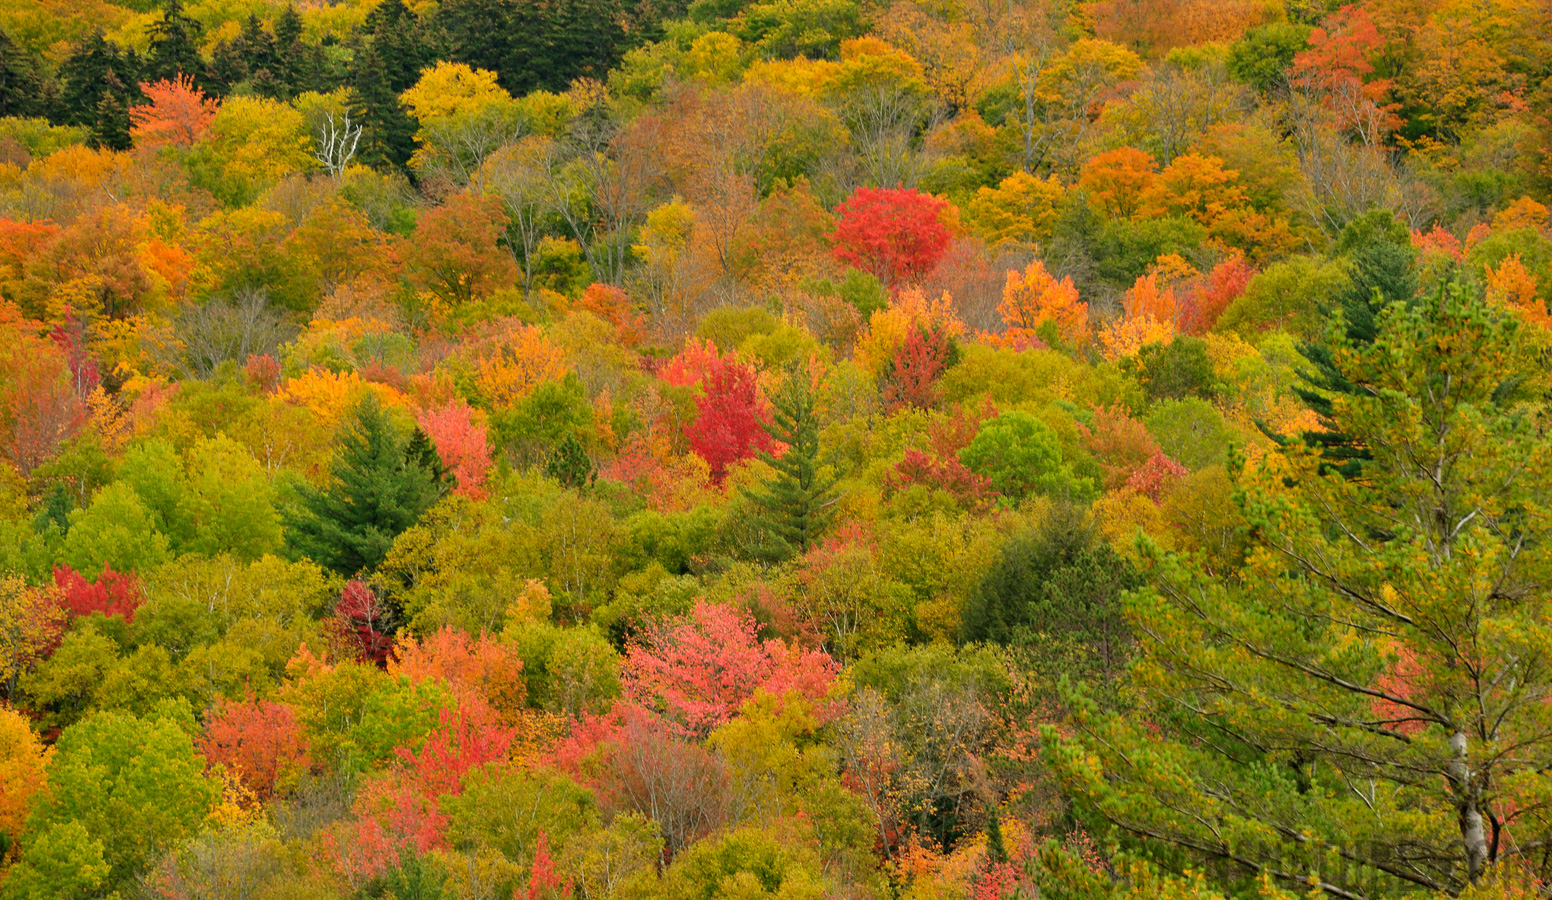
[[199, 695, 313, 798], [334, 580, 394, 665], [882, 324, 954, 411], [885, 448, 993, 509], [52, 563, 142, 622], [244, 353, 282, 392], [685, 355, 772, 484], [394, 706, 515, 798], [1178, 256, 1253, 335], [416, 399, 493, 500], [830, 186, 953, 287], [49, 314, 99, 398], [1125, 449, 1189, 502], [624, 601, 837, 738], [525, 831, 575, 899]]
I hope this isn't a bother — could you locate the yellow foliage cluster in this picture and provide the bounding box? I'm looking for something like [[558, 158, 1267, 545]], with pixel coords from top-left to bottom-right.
[[965, 171, 1065, 249], [278, 368, 408, 426], [854, 287, 965, 377], [470, 323, 568, 406], [0, 704, 49, 849]]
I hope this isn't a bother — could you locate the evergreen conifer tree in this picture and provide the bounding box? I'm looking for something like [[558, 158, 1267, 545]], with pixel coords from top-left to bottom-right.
[[544, 432, 595, 488], [346, 0, 432, 169], [1285, 231, 1419, 477], [0, 29, 47, 118], [55, 33, 142, 150], [284, 396, 447, 576], [145, 0, 204, 84], [742, 364, 839, 562], [1052, 279, 1552, 895]]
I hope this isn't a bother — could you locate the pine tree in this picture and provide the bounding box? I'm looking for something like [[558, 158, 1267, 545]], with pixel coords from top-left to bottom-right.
[[1051, 279, 1552, 895], [145, 0, 204, 85], [1292, 239, 1419, 476], [284, 395, 448, 576], [742, 364, 839, 562], [544, 432, 595, 489]]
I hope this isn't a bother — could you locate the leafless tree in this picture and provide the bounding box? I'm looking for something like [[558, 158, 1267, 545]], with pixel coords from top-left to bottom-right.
[[312, 110, 362, 180], [474, 136, 557, 300], [155, 288, 297, 379]]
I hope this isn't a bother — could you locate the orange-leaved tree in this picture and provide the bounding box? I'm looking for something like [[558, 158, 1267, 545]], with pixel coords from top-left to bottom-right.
[[129, 75, 218, 150], [988, 259, 1088, 349]]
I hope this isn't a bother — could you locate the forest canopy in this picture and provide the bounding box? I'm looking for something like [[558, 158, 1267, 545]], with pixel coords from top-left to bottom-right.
[[1, 0, 1551, 898]]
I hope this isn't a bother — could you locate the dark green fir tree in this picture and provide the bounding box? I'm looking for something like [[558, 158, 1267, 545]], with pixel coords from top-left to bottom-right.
[[55, 32, 142, 150], [742, 363, 839, 562], [1292, 234, 1419, 476], [145, 0, 204, 84], [284, 395, 447, 576], [0, 29, 47, 118]]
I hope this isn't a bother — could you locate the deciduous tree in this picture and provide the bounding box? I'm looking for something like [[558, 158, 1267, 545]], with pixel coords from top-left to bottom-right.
[[829, 186, 953, 287]]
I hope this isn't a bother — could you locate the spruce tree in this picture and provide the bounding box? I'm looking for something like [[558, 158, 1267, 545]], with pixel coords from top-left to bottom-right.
[[742, 363, 839, 562], [145, 0, 204, 84], [346, 0, 432, 169], [0, 29, 47, 118], [284, 395, 447, 576], [55, 33, 142, 150], [1292, 238, 1419, 476], [544, 432, 596, 488]]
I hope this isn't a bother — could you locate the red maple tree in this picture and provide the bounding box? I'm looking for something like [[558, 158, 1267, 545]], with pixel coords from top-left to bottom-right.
[[52, 563, 143, 622], [685, 355, 772, 484], [624, 601, 837, 738], [416, 400, 493, 500], [830, 186, 954, 286], [199, 695, 312, 798]]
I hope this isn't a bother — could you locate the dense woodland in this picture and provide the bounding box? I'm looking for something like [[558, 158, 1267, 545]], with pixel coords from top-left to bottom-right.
[[0, 0, 1551, 897]]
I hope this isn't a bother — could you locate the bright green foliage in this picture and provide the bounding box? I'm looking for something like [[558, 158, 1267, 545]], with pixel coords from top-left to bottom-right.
[[742, 365, 839, 562], [346, 675, 455, 769], [960, 412, 1094, 503], [25, 708, 218, 892], [116, 439, 193, 547], [506, 620, 621, 717], [184, 434, 283, 560], [285, 396, 448, 576], [1051, 282, 1552, 894], [1226, 22, 1311, 94], [61, 482, 171, 574], [0, 820, 110, 900]]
